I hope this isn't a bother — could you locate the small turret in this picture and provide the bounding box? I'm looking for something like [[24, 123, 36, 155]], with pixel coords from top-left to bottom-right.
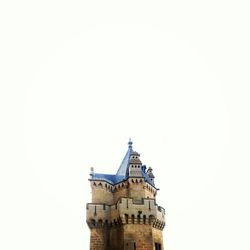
[[128, 151, 143, 177], [146, 166, 155, 185], [141, 165, 147, 173], [90, 167, 94, 178]]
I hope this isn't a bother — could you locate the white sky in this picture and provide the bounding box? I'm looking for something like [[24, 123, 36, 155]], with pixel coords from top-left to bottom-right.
[[0, 0, 250, 249]]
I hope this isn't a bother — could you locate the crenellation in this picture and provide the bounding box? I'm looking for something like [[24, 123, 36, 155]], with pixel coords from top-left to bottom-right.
[[87, 197, 165, 232]]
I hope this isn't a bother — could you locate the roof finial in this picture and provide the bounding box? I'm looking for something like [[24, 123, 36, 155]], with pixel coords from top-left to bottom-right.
[[128, 138, 133, 148]]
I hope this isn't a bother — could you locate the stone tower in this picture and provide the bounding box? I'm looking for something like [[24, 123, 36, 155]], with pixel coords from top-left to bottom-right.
[[86, 140, 165, 250]]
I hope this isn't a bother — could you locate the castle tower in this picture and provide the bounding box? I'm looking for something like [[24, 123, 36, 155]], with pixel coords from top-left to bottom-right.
[[86, 140, 165, 250]]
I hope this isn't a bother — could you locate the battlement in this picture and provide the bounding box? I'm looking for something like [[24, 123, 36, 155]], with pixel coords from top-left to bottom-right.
[[86, 197, 165, 230], [118, 198, 165, 230], [90, 178, 157, 205]]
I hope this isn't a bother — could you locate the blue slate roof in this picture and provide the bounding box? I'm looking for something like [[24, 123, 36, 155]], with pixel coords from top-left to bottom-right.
[[90, 140, 156, 187], [115, 140, 133, 183], [90, 173, 116, 185]]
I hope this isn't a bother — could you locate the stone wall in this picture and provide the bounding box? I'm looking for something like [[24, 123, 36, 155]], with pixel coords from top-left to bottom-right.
[[152, 228, 164, 250], [91, 182, 114, 205], [87, 178, 165, 250], [113, 185, 129, 204], [90, 178, 157, 206], [123, 224, 154, 250], [109, 227, 124, 250], [89, 228, 107, 250]]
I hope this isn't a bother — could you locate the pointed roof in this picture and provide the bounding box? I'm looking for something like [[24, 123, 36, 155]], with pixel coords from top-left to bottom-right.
[[89, 140, 156, 187], [115, 139, 133, 182]]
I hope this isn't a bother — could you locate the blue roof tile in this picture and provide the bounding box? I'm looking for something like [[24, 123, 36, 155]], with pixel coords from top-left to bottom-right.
[[91, 140, 156, 187]]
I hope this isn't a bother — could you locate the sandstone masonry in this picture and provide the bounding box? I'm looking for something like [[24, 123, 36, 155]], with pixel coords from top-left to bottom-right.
[[86, 140, 165, 250]]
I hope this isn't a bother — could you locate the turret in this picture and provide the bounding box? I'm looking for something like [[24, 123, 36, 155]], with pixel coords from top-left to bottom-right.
[[146, 166, 155, 185], [128, 151, 143, 177]]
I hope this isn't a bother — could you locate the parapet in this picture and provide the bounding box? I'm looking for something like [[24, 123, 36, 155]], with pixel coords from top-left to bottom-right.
[[118, 197, 165, 230], [86, 197, 165, 230]]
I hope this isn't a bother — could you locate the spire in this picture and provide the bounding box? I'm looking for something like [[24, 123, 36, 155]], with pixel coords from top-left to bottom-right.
[[128, 138, 133, 149], [115, 139, 133, 182], [90, 140, 156, 187]]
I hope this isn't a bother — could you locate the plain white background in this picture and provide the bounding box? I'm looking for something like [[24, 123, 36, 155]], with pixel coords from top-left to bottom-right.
[[0, 0, 250, 249]]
